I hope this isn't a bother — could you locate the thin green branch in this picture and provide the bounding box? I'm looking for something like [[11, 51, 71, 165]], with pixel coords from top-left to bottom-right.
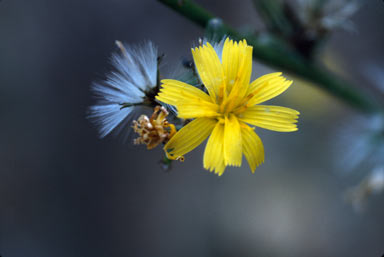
[[158, 0, 381, 113]]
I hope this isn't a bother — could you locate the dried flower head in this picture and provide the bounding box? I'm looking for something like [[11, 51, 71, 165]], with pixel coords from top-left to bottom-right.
[[296, 0, 359, 32], [336, 114, 384, 172], [132, 106, 176, 150], [345, 166, 384, 212]]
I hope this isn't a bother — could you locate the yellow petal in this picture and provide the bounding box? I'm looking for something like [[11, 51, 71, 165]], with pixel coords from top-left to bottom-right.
[[156, 79, 212, 105], [241, 124, 264, 173], [222, 38, 253, 95], [247, 72, 282, 94], [203, 122, 226, 175], [176, 102, 219, 119], [223, 114, 242, 166], [156, 79, 219, 118], [239, 105, 299, 132], [164, 117, 217, 160], [192, 43, 225, 102], [247, 73, 292, 105]]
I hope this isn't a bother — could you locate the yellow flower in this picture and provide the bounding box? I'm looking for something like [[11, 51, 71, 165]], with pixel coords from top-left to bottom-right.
[[156, 38, 299, 176]]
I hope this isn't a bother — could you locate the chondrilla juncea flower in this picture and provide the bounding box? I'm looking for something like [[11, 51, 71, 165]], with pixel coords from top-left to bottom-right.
[[156, 38, 299, 176]]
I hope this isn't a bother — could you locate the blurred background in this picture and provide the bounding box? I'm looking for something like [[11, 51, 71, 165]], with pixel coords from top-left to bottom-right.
[[1, 0, 384, 256]]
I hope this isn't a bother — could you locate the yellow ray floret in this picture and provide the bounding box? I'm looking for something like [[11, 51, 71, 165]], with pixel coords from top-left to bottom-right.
[[238, 105, 299, 132], [156, 38, 300, 175], [223, 114, 242, 167], [164, 118, 217, 160], [204, 122, 225, 175], [241, 124, 264, 172]]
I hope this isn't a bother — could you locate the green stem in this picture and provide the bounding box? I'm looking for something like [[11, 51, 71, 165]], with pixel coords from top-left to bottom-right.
[[157, 0, 381, 113]]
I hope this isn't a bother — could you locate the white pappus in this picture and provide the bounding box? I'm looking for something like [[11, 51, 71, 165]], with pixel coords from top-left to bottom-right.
[[296, 0, 359, 32], [88, 40, 159, 140]]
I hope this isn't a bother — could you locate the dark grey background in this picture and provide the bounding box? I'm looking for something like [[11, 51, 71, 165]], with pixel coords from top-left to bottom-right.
[[1, 1, 383, 257]]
